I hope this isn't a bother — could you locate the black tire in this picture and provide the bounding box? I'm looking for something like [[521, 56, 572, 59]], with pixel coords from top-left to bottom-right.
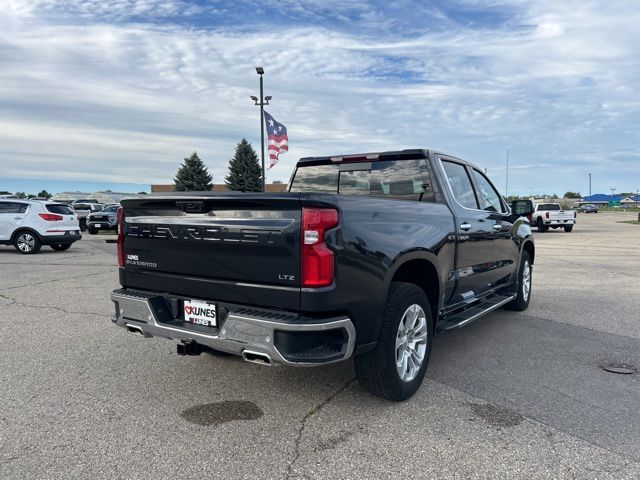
[[564, 225, 573, 232], [51, 244, 72, 251], [536, 218, 548, 232], [504, 251, 532, 312], [354, 282, 433, 401], [88, 227, 98, 235], [13, 230, 41, 254]]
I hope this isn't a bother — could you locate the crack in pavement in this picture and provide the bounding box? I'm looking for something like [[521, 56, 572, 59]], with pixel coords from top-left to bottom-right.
[[285, 377, 357, 480], [0, 270, 113, 292], [0, 292, 105, 318]]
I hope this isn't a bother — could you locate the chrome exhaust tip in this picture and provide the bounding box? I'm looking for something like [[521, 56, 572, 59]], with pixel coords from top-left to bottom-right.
[[242, 350, 272, 366], [125, 324, 144, 335]]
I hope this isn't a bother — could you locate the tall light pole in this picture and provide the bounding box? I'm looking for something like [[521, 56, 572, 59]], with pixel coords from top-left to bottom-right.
[[505, 149, 509, 198], [250, 66, 271, 192], [611, 187, 616, 197], [588, 172, 591, 199]]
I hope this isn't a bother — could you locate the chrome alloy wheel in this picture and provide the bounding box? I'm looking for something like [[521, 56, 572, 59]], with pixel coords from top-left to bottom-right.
[[395, 304, 428, 383], [17, 233, 36, 252], [522, 260, 531, 302]]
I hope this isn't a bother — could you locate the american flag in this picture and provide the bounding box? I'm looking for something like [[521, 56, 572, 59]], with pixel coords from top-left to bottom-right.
[[264, 110, 288, 169]]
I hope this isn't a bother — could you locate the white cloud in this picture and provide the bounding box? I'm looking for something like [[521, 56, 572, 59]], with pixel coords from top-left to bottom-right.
[[0, 0, 639, 195]]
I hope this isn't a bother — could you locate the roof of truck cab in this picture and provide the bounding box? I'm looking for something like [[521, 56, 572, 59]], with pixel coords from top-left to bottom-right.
[[296, 148, 480, 170]]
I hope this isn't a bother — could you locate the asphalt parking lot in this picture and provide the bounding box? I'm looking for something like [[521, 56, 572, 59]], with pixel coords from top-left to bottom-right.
[[1, 212, 639, 479]]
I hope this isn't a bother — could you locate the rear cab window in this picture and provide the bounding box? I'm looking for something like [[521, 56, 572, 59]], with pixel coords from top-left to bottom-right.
[[538, 204, 561, 210], [290, 159, 436, 202]]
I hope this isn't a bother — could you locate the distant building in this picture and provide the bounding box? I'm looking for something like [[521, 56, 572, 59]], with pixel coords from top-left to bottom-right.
[[50, 191, 138, 204], [580, 194, 640, 206], [150, 183, 288, 193]]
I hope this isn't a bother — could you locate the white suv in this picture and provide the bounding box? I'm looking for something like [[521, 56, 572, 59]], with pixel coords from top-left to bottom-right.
[[0, 200, 82, 254]]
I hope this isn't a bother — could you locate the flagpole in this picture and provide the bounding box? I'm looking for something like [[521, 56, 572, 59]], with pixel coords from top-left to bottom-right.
[[259, 72, 265, 192], [252, 67, 271, 192]]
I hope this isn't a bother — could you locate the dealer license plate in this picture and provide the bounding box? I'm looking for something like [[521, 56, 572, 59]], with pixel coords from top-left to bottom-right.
[[183, 299, 217, 326]]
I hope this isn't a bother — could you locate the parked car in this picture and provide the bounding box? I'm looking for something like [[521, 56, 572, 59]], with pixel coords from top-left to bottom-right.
[[532, 203, 576, 232], [87, 204, 120, 234], [577, 203, 598, 213], [0, 200, 81, 254], [73, 203, 104, 231], [110, 149, 535, 401]]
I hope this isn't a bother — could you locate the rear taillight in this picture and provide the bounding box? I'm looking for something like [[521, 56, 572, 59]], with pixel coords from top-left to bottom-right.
[[301, 207, 339, 287], [545, 211, 550, 219], [574, 211, 577, 218], [39, 213, 63, 221], [117, 207, 124, 267]]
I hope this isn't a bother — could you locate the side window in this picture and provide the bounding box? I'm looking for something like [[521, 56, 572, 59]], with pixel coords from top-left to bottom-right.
[[471, 169, 506, 213], [0, 202, 25, 214], [441, 161, 478, 209]]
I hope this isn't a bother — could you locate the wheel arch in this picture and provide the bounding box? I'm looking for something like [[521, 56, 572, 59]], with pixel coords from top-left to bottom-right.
[[385, 253, 441, 331], [522, 239, 535, 265], [10, 227, 42, 243]]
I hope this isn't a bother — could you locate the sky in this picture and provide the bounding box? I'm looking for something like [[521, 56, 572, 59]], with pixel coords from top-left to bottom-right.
[[0, 0, 639, 196]]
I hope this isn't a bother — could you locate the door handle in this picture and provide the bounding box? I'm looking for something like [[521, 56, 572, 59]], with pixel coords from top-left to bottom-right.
[[459, 223, 472, 231], [14, 217, 23, 220], [492, 224, 502, 231]]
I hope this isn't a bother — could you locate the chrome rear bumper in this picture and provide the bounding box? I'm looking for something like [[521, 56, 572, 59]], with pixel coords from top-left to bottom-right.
[[111, 289, 355, 366]]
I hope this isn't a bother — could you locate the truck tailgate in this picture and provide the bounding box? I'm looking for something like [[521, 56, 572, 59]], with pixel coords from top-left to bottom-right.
[[548, 211, 574, 221], [119, 194, 302, 310]]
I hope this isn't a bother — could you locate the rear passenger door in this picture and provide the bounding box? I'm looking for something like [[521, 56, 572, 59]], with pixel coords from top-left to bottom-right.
[[439, 159, 498, 304], [0, 202, 27, 240]]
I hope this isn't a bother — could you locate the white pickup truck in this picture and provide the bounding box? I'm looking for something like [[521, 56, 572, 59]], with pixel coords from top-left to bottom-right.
[[532, 203, 576, 232]]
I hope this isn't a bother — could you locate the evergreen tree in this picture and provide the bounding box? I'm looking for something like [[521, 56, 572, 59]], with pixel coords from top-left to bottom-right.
[[225, 139, 262, 192], [174, 151, 213, 191], [37, 190, 52, 199]]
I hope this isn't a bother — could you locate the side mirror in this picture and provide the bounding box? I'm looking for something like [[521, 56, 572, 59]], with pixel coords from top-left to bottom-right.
[[511, 199, 534, 216]]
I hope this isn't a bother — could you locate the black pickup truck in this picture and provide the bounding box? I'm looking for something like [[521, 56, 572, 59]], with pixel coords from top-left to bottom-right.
[[111, 149, 535, 400]]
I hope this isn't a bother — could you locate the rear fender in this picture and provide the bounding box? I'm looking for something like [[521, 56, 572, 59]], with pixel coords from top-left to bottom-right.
[[10, 227, 41, 243], [383, 251, 443, 321]]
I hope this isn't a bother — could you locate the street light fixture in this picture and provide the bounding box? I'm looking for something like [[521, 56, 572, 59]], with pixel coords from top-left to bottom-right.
[[251, 66, 271, 191]]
